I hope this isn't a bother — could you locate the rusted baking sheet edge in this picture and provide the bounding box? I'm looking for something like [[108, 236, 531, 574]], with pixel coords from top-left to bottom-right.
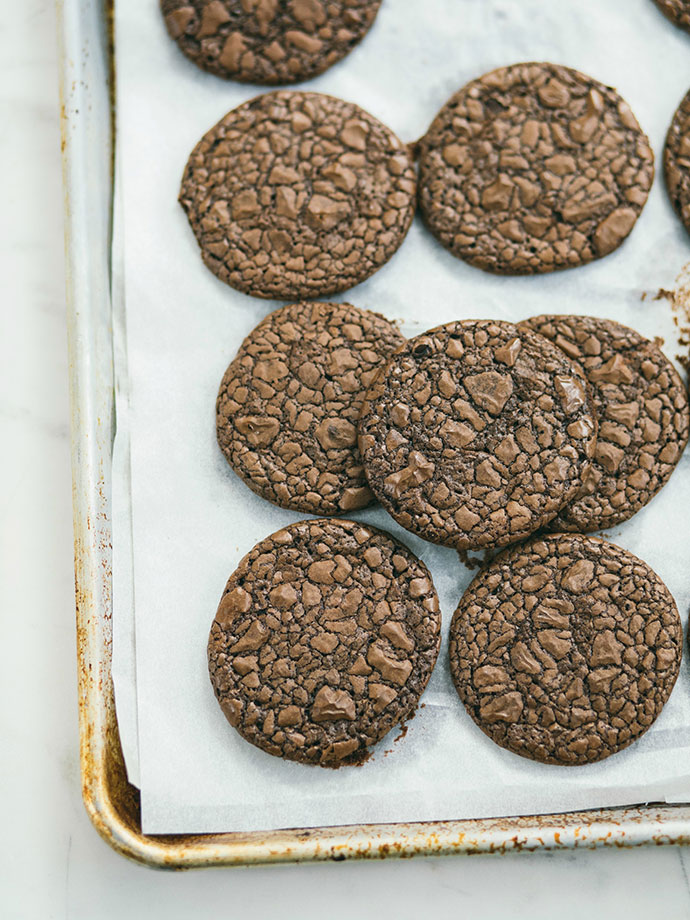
[[57, 0, 690, 869], [88, 798, 690, 869]]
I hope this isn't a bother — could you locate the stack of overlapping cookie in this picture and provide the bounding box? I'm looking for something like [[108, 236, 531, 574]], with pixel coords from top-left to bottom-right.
[[161, 3, 690, 769], [211, 305, 689, 767]]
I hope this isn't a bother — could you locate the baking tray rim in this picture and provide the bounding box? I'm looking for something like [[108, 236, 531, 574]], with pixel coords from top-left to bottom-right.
[[58, 0, 690, 869]]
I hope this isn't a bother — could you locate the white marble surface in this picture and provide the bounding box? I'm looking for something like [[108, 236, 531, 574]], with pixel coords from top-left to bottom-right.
[[4, 1, 690, 917]]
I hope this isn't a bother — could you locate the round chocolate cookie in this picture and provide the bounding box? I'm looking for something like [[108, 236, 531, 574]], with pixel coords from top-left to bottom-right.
[[664, 89, 690, 235], [180, 90, 416, 299], [418, 62, 654, 275], [357, 320, 598, 551], [449, 533, 683, 765], [216, 301, 405, 514], [161, 0, 382, 85], [652, 0, 690, 32], [520, 315, 690, 533], [208, 519, 441, 766]]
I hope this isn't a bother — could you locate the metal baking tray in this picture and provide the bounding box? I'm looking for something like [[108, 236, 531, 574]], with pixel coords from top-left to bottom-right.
[[58, 0, 690, 868]]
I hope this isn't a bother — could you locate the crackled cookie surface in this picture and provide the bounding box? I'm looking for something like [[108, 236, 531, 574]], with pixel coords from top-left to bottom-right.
[[180, 91, 416, 299], [665, 89, 690, 236], [418, 62, 654, 274], [357, 320, 598, 551], [652, 0, 690, 32], [161, 0, 382, 84], [521, 315, 689, 532], [208, 519, 441, 766], [216, 301, 405, 514], [449, 534, 682, 765]]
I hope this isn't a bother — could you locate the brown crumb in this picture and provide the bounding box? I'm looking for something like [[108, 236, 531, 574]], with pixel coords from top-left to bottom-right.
[[661, 264, 690, 372], [392, 722, 409, 744]]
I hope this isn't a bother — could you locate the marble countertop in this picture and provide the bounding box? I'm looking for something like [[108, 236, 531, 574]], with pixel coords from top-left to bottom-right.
[[3, 2, 690, 917]]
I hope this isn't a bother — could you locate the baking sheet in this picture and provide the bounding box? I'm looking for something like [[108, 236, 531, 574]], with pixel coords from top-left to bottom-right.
[[114, 0, 690, 834]]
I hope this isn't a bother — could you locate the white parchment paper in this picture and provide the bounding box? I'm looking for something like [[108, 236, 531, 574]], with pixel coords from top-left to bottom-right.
[[111, 154, 140, 788], [114, 0, 690, 833]]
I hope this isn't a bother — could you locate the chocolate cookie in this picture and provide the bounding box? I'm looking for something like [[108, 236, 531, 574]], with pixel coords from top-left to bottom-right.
[[418, 62, 654, 275], [208, 519, 441, 766], [664, 89, 690, 235], [652, 0, 690, 32], [520, 315, 689, 533], [180, 90, 416, 299], [161, 0, 382, 85], [357, 320, 598, 551], [449, 533, 683, 765], [216, 301, 405, 514]]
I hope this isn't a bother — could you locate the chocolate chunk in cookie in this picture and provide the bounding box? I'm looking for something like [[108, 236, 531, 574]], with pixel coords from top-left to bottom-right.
[[520, 315, 689, 532], [208, 519, 441, 766], [180, 90, 416, 300], [449, 533, 683, 765], [418, 62, 654, 275], [665, 89, 690, 236], [357, 320, 598, 551], [216, 301, 405, 514], [161, 0, 382, 85], [652, 0, 690, 32]]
